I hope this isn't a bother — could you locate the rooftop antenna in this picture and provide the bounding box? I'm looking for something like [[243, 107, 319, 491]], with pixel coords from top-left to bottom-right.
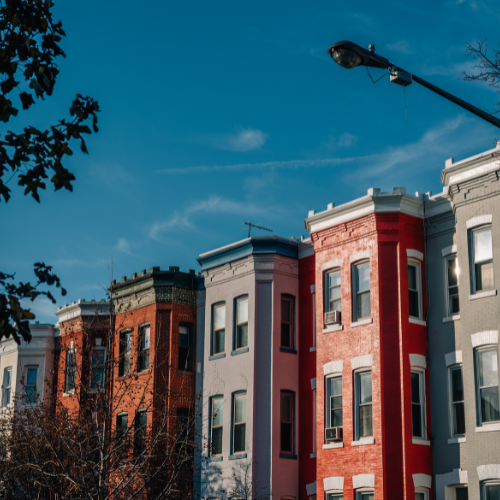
[[243, 221, 273, 238]]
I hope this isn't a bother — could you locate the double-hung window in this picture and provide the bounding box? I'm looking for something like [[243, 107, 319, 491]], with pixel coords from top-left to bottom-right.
[[476, 348, 500, 424], [235, 297, 248, 350], [280, 391, 294, 454], [353, 262, 370, 321], [355, 371, 372, 439], [411, 371, 425, 439], [471, 226, 494, 293], [281, 296, 293, 349], [326, 270, 341, 312], [449, 365, 465, 436], [25, 366, 38, 404], [2, 368, 12, 407], [179, 324, 193, 371], [356, 492, 374, 500], [445, 255, 460, 315], [119, 330, 132, 377], [91, 348, 106, 390], [483, 483, 500, 500], [210, 397, 223, 456], [213, 304, 226, 355], [137, 325, 150, 372], [326, 376, 342, 429], [232, 392, 246, 454], [134, 409, 147, 456], [116, 412, 128, 459], [66, 350, 76, 392], [327, 494, 343, 500], [408, 261, 422, 319]]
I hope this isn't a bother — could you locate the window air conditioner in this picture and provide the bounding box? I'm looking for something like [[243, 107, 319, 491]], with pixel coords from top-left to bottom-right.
[[324, 310, 341, 325], [325, 426, 343, 443]]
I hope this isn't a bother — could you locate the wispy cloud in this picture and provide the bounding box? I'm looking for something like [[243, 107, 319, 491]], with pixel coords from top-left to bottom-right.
[[115, 238, 137, 257], [209, 127, 268, 152], [420, 60, 473, 77], [87, 162, 133, 187], [323, 132, 358, 150], [387, 40, 412, 55]]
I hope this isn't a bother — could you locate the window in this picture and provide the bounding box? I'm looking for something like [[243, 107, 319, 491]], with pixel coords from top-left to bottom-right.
[[25, 366, 38, 404], [408, 261, 422, 319], [91, 348, 106, 390], [355, 371, 372, 439], [484, 483, 500, 500], [235, 297, 248, 350], [116, 413, 128, 459], [312, 388, 316, 454], [280, 391, 294, 453], [326, 376, 342, 429], [449, 365, 465, 436], [179, 324, 193, 371], [415, 489, 429, 500], [453, 487, 468, 500], [476, 348, 500, 424], [281, 296, 293, 349], [353, 262, 370, 321], [134, 409, 147, 456], [411, 371, 425, 439], [137, 325, 150, 372], [119, 330, 132, 377], [326, 269, 341, 312], [471, 227, 494, 293], [445, 255, 460, 315], [312, 291, 316, 349], [210, 397, 223, 456], [2, 368, 12, 407], [327, 495, 343, 500], [213, 303, 226, 355], [356, 492, 374, 500], [176, 408, 190, 448], [233, 393, 246, 454], [66, 350, 76, 392]]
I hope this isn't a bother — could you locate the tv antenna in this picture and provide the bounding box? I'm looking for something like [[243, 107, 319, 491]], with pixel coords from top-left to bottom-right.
[[243, 221, 273, 238]]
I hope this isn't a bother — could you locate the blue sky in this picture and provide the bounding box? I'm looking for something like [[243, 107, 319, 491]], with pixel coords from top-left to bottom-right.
[[2, 0, 500, 323]]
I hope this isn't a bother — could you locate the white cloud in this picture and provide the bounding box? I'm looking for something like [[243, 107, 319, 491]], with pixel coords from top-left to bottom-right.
[[87, 162, 133, 187], [211, 127, 268, 152], [324, 132, 358, 150], [149, 212, 194, 241], [387, 40, 412, 54], [115, 238, 137, 257]]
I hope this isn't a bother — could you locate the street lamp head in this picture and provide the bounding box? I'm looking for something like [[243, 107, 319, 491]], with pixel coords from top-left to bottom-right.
[[328, 40, 390, 70]]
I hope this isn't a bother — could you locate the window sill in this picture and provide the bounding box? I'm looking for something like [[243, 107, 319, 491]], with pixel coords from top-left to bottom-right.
[[476, 422, 500, 433], [209, 353, 226, 361], [310, 346, 316, 352], [409, 317, 427, 326], [279, 347, 297, 354], [470, 289, 497, 301], [279, 453, 297, 459], [350, 318, 373, 328], [323, 442, 344, 449], [63, 391, 75, 397], [443, 314, 460, 323], [351, 437, 374, 446], [310, 452, 317, 458], [206, 456, 223, 462], [231, 347, 249, 356], [323, 324, 343, 334], [228, 453, 247, 460], [412, 438, 430, 446], [136, 369, 150, 377], [448, 436, 466, 444]]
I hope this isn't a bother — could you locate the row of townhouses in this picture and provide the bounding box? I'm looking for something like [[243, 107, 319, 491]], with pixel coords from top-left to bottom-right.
[[2, 142, 500, 499]]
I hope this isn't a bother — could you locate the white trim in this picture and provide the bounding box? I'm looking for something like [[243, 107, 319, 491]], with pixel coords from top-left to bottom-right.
[[323, 324, 343, 334], [409, 317, 427, 326], [407, 249, 424, 261], [323, 442, 344, 449], [351, 437, 375, 447], [436, 469, 468, 500], [412, 438, 431, 446], [410, 354, 427, 369], [443, 314, 460, 323], [466, 214, 492, 229], [310, 378, 316, 390], [351, 354, 373, 370], [350, 250, 370, 263], [324, 476, 344, 492], [476, 423, 500, 433], [470, 289, 497, 301], [477, 464, 500, 481], [471, 330, 498, 348], [448, 436, 466, 444], [445, 351, 463, 367], [310, 284, 316, 294], [306, 481, 317, 496], [322, 259, 342, 271], [352, 474, 374, 489], [324, 360, 343, 376], [442, 244, 458, 257], [413, 474, 432, 489], [350, 318, 373, 328]]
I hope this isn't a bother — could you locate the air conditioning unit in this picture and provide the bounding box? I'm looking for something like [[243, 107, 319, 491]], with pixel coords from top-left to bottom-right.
[[325, 426, 343, 443], [324, 310, 341, 325]]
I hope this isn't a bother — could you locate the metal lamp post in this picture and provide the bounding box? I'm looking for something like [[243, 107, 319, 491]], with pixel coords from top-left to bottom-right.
[[328, 40, 500, 129]]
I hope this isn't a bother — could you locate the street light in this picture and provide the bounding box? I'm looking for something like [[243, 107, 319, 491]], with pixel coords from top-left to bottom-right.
[[328, 40, 500, 129]]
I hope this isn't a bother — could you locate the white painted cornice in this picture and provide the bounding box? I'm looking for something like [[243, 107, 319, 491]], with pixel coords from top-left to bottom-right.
[[56, 299, 110, 323]]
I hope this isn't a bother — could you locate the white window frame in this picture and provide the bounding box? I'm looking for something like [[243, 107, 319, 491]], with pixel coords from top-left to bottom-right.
[[444, 254, 460, 317], [90, 346, 106, 390], [210, 396, 224, 457], [137, 324, 150, 372], [325, 268, 341, 313], [447, 486, 469, 500], [411, 369, 426, 440], [353, 261, 371, 322], [235, 296, 249, 350], [475, 346, 500, 426], [408, 259, 422, 320], [354, 369, 373, 441], [212, 303, 226, 355], [232, 392, 246, 454], [326, 494, 343, 500], [415, 486, 429, 500], [355, 488, 374, 500], [25, 365, 39, 405], [2, 367, 12, 407], [325, 375, 342, 430], [448, 364, 465, 437], [470, 226, 494, 294], [482, 480, 500, 500]]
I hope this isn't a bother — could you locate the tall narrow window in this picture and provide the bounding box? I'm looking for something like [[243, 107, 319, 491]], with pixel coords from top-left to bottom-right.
[[446, 255, 460, 315], [411, 371, 425, 438], [119, 330, 132, 377], [415, 490, 429, 500], [354, 262, 370, 321], [213, 304, 226, 355], [327, 270, 341, 312], [408, 261, 421, 319], [484, 484, 500, 500], [2, 368, 12, 407], [176, 408, 190, 449], [280, 392, 294, 453], [233, 393, 246, 454], [355, 371, 372, 439], [471, 227, 494, 293], [312, 388, 316, 454], [455, 488, 468, 500], [179, 324, 193, 371], [235, 297, 248, 350], [25, 366, 38, 404], [449, 365, 465, 436], [91, 348, 106, 390], [476, 348, 500, 424], [116, 413, 128, 459], [134, 409, 147, 456], [326, 376, 342, 429], [137, 325, 150, 372], [281, 296, 293, 349], [312, 292, 316, 349], [211, 397, 223, 456], [66, 350, 76, 392]]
